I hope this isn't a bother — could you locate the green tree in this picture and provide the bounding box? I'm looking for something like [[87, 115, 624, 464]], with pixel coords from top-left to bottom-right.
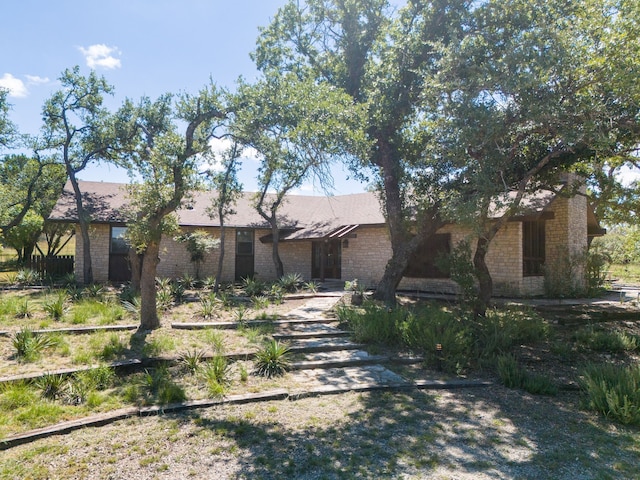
[[0, 154, 66, 256], [233, 71, 365, 278], [3, 211, 43, 264], [206, 141, 243, 292], [0, 88, 17, 150], [430, 0, 640, 313], [254, 0, 470, 303], [175, 230, 219, 280], [38, 66, 124, 284], [118, 86, 227, 330]]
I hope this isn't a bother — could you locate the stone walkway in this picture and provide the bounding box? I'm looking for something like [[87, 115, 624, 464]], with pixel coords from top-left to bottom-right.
[[277, 294, 414, 391]]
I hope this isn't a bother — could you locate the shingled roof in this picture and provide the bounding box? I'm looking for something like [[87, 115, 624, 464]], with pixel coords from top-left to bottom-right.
[[48, 181, 387, 241]]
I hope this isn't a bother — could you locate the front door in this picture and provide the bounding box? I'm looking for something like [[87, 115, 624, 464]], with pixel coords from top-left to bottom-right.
[[109, 226, 131, 282], [235, 229, 255, 281], [312, 240, 342, 280]]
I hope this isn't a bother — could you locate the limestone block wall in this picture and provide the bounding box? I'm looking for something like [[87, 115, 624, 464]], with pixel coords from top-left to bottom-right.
[[75, 223, 111, 284], [545, 194, 588, 292], [278, 241, 313, 281], [341, 226, 392, 288]]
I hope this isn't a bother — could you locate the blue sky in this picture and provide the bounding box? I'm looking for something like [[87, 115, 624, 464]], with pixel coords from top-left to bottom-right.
[[0, 0, 369, 194]]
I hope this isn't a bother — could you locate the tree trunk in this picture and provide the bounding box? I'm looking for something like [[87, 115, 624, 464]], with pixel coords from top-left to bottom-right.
[[270, 220, 284, 279], [214, 224, 225, 293], [128, 249, 142, 293], [473, 236, 493, 317], [139, 241, 161, 330], [68, 172, 93, 284], [374, 249, 411, 305]]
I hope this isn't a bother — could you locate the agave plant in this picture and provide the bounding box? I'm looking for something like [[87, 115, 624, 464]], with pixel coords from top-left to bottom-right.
[[12, 328, 57, 362], [253, 340, 291, 378]]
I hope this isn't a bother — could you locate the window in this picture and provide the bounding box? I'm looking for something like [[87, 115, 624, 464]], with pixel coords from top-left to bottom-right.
[[236, 229, 254, 255], [523, 220, 545, 276], [404, 234, 451, 279], [110, 227, 129, 254]]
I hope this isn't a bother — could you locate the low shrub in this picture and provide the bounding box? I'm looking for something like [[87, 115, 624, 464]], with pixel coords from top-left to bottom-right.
[[497, 355, 557, 396], [12, 328, 57, 362], [346, 302, 405, 346], [254, 340, 291, 378], [278, 273, 302, 293], [43, 291, 69, 320], [201, 356, 231, 390], [574, 328, 639, 353], [580, 363, 640, 425], [242, 277, 266, 297]]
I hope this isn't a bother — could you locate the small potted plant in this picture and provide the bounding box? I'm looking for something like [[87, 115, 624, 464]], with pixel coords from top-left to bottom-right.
[[345, 279, 365, 306]]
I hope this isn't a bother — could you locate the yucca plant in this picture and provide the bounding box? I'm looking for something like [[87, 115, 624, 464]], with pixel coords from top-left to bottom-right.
[[252, 295, 270, 310], [199, 296, 217, 319], [254, 340, 291, 378], [179, 349, 205, 374], [36, 372, 67, 400], [43, 291, 69, 320], [14, 299, 32, 318], [278, 272, 302, 293], [201, 355, 230, 387], [12, 328, 57, 362]]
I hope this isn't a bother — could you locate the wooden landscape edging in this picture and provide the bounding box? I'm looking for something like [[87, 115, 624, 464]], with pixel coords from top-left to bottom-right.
[[1, 379, 492, 451]]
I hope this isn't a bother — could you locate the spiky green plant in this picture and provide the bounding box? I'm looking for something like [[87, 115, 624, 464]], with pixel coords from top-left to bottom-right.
[[36, 372, 67, 400], [43, 291, 68, 320], [278, 272, 302, 292], [12, 328, 57, 362], [179, 349, 205, 374], [254, 340, 291, 378]]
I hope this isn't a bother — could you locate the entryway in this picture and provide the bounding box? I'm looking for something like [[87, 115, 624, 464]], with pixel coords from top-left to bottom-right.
[[312, 239, 342, 280]]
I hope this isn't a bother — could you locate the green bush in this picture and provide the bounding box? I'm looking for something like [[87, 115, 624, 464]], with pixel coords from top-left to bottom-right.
[[399, 306, 472, 374], [574, 328, 639, 353], [242, 277, 266, 297], [580, 364, 640, 425], [254, 340, 291, 378], [201, 356, 231, 393], [278, 273, 303, 293], [43, 291, 69, 320], [497, 355, 557, 395], [12, 328, 57, 362], [476, 308, 548, 358], [346, 302, 405, 346]]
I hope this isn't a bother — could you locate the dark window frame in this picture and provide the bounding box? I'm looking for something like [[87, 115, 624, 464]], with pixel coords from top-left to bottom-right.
[[236, 229, 254, 256], [110, 226, 129, 254], [522, 220, 545, 276]]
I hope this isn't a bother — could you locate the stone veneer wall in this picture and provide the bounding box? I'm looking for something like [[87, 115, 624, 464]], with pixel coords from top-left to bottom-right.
[[76, 192, 587, 297], [75, 224, 111, 284], [543, 193, 588, 292]]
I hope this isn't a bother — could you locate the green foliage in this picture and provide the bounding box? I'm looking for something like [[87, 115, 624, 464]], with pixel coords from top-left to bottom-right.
[[0, 381, 38, 410], [179, 349, 205, 374], [75, 365, 116, 391], [497, 355, 558, 396], [343, 302, 404, 346], [251, 295, 270, 310], [98, 333, 127, 361], [14, 268, 41, 286], [3, 211, 44, 263], [199, 295, 218, 319], [341, 302, 548, 375], [242, 276, 266, 297], [175, 230, 219, 279], [142, 334, 175, 357], [253, 340, 291, 378], [278, 273, 302, 293], [573, 327, 639, 353], [36, 373, 67, 400], [201, 356, 231, 388], [139, 366, 186, 405], [437, 241, 478, 308], [42, 291, 68, 320], [580, 364, 640, 425], [12, 328, 57, 362], [303, 281, 319, 293]]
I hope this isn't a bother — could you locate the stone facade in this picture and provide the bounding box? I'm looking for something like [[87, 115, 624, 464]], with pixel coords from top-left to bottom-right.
[[73, 191, 589, 297]]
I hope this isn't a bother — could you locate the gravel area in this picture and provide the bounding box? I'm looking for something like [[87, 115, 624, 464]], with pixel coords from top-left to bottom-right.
[[2, 385, 639, 479]]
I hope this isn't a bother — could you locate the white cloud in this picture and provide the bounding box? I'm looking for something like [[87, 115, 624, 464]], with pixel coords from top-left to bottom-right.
[[0, 73, 28, 98], [78, 44, 122, 69], [25, 75, 50, 86], [206, 138, 260, 172]]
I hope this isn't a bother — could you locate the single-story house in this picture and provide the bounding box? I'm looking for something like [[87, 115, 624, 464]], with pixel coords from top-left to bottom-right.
[[48, 179, 605, 296]]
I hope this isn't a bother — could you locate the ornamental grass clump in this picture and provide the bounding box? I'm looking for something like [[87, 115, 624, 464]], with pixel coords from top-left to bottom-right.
[[12, 328, 57, 362], [580, 363, 640, 425], [254, 340, 291, 378]]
